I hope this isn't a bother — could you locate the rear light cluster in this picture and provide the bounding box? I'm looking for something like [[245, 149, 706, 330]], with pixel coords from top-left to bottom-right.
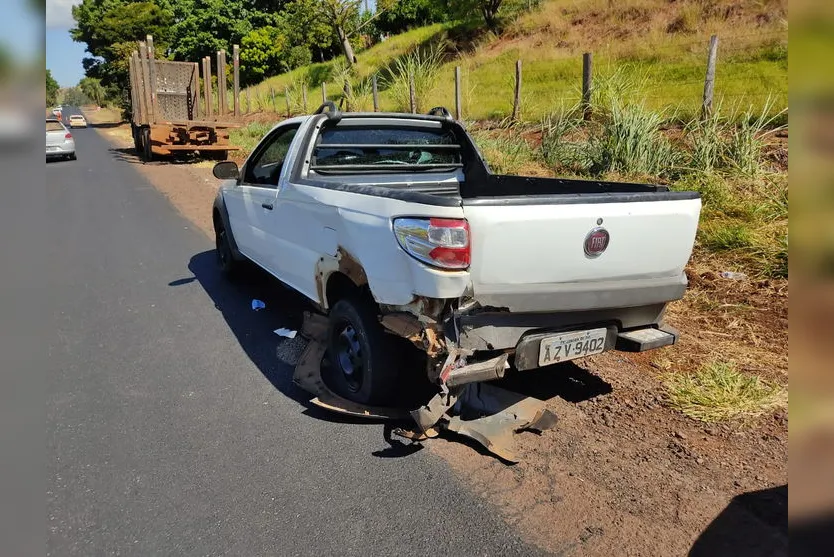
[[65, 133, 72, 139], [393, 217, 470, 270]]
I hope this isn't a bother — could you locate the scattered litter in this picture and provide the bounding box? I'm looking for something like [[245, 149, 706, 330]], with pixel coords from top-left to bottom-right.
[[719, 271, 747, 280], [273, 328, 297, 339], [251, 299, 266, 311]]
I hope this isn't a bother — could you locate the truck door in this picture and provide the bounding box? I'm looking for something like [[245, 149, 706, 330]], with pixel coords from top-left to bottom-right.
[[229, 124, 299, 273]]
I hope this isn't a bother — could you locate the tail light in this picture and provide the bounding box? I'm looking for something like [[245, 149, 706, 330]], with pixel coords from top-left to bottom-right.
[[65, 133, 72, 139], [393, 217, 470, 270]]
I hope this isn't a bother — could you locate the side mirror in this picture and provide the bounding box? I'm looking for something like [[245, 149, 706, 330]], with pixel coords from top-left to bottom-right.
[[213, 161, 240, 180]]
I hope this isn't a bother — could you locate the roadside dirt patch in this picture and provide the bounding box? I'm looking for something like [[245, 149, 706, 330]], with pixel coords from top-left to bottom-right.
[[95, 125, 788, 556]]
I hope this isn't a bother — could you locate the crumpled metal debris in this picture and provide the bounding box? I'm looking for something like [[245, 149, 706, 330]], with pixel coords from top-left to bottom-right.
[[293, 312, 558, 462], [293, 312, 409, 420]]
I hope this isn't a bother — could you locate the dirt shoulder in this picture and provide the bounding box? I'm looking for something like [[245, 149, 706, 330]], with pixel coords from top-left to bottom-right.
[[94, 123, 787, 556]]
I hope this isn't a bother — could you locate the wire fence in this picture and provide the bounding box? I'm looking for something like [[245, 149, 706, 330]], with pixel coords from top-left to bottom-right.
[[234, 31, 787, 124]]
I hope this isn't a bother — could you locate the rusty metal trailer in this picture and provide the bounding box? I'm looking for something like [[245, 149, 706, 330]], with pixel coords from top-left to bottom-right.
[[128, 35, 242, 161]]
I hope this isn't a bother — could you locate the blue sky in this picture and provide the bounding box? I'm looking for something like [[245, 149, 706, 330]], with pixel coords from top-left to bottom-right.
[[46, 0, 86, 87]]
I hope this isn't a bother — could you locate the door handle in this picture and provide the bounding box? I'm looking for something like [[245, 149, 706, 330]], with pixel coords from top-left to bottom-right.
[[261, 202, 274, 210]]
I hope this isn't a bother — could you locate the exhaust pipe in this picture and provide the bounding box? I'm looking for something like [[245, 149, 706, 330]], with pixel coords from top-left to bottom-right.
[[444, 353, 509, 387]]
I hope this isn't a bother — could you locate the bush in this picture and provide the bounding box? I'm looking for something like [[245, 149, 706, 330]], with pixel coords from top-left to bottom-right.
[[587, 102, 678, 178], [382, 42, 445, 112]]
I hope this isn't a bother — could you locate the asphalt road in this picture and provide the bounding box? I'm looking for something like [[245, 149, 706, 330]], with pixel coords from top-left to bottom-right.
[[40, 108, 543, 556]]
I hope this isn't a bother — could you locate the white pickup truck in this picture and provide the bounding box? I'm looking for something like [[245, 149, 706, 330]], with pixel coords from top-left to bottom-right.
[[212, 103, 701, 406]]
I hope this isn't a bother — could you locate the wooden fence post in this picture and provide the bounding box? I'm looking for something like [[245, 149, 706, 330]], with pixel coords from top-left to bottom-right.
[[285, 86, 291, 117], [702, 34, 719, 118], [203, 57, 213, 118], [321, 82, 327, 104], [246, 87, 251, 113], [372, 74, 379, 112], [233, 45, 240, 118], [191, 61, 200, 120], [409, 72, 416, 113], [271, 87, 276, 112], [582, 52, 593, 121], [217, 50, 226, 116], [343, 79, 352, 111], [455, 66, 462, 121], [302, 83, 308, 112], [512, 60, 522, 121], [146, 35, 159, 122]]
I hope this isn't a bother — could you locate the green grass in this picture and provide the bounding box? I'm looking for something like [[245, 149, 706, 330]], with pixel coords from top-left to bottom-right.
[[230, 122, 274, 155], [243, 1, 787, 122], [244, 24, 451, 114], [664, 362, 787, 422]]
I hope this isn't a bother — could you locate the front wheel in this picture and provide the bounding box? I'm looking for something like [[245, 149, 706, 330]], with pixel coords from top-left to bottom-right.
[[327, 298, 400, 406], [214, 218, 240, 278]]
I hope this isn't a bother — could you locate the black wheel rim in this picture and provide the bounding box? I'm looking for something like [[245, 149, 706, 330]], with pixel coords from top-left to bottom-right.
[[335, 323, 363, 393]]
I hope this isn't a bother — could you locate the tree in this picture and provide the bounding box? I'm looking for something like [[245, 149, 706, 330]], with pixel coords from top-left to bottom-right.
[[63, 86, 91, 106], [46, 69, 59, 107], [168, 0, 270, 64], [71, 1, 173, 98], [444, 0, 509, 31], [79, 77, 106, 106], [375, 0, 449, 35], [239, 26, 289, 83], [320, 0, 362, 66]]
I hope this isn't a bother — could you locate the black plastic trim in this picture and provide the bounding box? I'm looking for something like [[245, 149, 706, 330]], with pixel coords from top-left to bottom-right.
[[514, 323, 619, 371], [213, 190, 244, 261], [462, 190, 701, 206]]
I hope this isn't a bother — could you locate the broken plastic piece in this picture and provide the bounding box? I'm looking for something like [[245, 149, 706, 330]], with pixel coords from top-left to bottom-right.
[[252, 299, 266, 311], [273, 328, 297, 338]]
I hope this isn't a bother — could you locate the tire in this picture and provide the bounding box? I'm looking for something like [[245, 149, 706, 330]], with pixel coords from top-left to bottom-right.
[[132, 124, 142, 154], [206, 149, 228, 161], [327, 297, 399, 406], [141, 127, 153, 162], [69, 153, 77, 161], [214, 216, 240, 278]]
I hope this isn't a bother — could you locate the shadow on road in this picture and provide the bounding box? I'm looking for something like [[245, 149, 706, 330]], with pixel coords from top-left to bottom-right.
[[184, 250, 401, 430], [90, 121, 125, 129], [108, 146, 217, 167], [689, 485, 788, 557], [183, 250, 623, 460], [496, 362, 613, 404]]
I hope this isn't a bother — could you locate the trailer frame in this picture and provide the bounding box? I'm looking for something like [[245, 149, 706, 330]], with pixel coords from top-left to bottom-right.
[[128, 35, 242, 161]]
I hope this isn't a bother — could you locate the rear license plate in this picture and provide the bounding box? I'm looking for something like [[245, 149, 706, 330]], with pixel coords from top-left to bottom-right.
[[538, 328, 607, 367]]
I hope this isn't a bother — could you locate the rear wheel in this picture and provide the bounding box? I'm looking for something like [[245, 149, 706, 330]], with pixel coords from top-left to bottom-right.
[[68, 153, 76, 161], [327, 298, 399, 406], [141, 127, 153, 162], [132, 124, 142, 154]]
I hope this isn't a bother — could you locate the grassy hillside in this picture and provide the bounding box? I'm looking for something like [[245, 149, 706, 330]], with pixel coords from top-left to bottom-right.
[[240, 0, 787, 122]]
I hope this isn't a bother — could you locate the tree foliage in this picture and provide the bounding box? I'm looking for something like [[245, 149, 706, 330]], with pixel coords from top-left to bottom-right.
[[62, 86, 91, 106], [375, 0, 450, 34], [68, 0, 525, 105], [79, 77, 107, 106], [46, 69, 59, 106], [71, 0, 173, 95], [168, 0, 269, 64]]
